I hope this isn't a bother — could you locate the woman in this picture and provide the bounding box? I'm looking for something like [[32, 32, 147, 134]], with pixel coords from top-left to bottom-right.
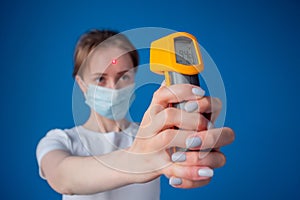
[[36, 29, 235, 200]]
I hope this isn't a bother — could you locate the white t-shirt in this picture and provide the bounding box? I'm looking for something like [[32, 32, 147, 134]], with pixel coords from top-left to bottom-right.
[[36, 123, 160, 200]]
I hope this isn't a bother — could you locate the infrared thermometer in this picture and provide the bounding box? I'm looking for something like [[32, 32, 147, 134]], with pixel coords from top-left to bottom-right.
[[150, 32, 204, 110], [150, 32, 205, 152]]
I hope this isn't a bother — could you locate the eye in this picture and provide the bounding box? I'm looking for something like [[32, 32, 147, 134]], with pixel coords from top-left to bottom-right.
[[120, 74, 130, 81], [97, 76, 106, 84]]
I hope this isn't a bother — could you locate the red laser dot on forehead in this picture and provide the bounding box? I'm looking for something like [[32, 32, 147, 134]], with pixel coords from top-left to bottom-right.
[[112, 59, 117, 64]]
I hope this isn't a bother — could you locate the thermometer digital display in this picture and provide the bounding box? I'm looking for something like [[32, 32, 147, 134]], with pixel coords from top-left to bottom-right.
[[174, 37, 199, 65]]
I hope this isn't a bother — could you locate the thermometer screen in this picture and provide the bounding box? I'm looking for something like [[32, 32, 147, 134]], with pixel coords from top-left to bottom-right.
[[174, 37, 199, 65]]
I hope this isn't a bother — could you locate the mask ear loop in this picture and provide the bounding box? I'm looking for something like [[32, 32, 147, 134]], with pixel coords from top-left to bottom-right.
[[82, 81, 88, 88], [77, 76, 89, 99]]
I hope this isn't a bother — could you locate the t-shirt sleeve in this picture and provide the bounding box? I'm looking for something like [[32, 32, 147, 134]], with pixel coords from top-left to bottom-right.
[[36, 129, 72, 179]]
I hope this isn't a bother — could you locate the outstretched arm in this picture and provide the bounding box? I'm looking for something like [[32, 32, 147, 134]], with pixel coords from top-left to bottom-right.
[[40, 84, 234, 194]]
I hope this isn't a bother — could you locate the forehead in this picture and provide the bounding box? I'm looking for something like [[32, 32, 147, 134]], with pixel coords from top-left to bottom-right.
[[87, 47, 133, 74]]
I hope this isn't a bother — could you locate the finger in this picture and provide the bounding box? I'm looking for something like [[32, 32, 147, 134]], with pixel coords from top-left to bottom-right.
[[184, 97, 222, 123], [138, 108, 208, 139], [151, 107, 209, 133], [188, 127, 235, 151], [150, 84, 205, 111], [139, 84, 206, 135], [153, 128, 205, 151], [171, 151, 226, 168], [169, 177, 211, 189], [153, 129, 191, 150], [164, 165, 214, 182], [184, 97, 222, 113], [154, 127, 234, 152], [139, 85, 205, 130]]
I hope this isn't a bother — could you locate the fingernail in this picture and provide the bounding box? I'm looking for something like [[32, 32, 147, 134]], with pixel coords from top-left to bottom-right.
[[169, 177, 182, 186], [207, 121, 214, 129], [198, 168, 214, 177], [192, 87, 205, 96], [184, 101, 198, 112], [171, 152, 186, 162], [186, 137, 202, 148]]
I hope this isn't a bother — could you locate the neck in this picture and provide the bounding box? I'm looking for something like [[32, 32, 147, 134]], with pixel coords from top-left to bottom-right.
[[83, 110, 130, 133]]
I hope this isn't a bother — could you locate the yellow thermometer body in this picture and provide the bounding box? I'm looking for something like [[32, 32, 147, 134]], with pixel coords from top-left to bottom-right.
[[150, 32, 204, 87]]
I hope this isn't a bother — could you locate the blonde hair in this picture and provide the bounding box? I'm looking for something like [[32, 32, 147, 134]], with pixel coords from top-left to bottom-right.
[[73, 29, 138, 78]]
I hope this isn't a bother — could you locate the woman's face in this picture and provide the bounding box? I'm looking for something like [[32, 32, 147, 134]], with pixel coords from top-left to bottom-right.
[[83, 47, 135, 89]]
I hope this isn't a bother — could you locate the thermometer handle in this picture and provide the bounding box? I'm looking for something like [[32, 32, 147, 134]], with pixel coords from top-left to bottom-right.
[[165, 72, 211, 153]]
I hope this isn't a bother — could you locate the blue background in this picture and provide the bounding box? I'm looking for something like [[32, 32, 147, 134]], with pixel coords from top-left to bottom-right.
[[1, 0, 299, 199]]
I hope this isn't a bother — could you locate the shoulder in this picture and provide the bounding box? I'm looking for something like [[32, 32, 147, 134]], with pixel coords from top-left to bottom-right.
[[42, 126, 81, 140], [41, 127, 78, 143], [44, 128, 69, 138], [36, 127, 78, 164]]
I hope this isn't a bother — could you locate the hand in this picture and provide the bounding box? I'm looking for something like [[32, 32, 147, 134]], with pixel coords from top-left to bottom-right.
[[127, 84, 235, 188], [164, 91, 232, 188], [163, 127, 233, 188]]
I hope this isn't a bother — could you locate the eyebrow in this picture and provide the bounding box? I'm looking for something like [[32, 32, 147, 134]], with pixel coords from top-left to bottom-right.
[[92, 69, 131, 77], [92, 72, 106, 77], [117, 69, 131, 75]]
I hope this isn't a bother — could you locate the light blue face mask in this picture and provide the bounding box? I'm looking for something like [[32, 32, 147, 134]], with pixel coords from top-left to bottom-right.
[[84, 84, 135, 120]]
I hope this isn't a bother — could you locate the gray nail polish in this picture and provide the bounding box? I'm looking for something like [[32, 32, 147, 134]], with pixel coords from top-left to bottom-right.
[[192, 87, 205, 96], [184, 101, 198, 112], [198, 168, 214, 177], [169, 177, 182, 185], [171, 152, 186, 162], [186, 137, 202, 148]]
